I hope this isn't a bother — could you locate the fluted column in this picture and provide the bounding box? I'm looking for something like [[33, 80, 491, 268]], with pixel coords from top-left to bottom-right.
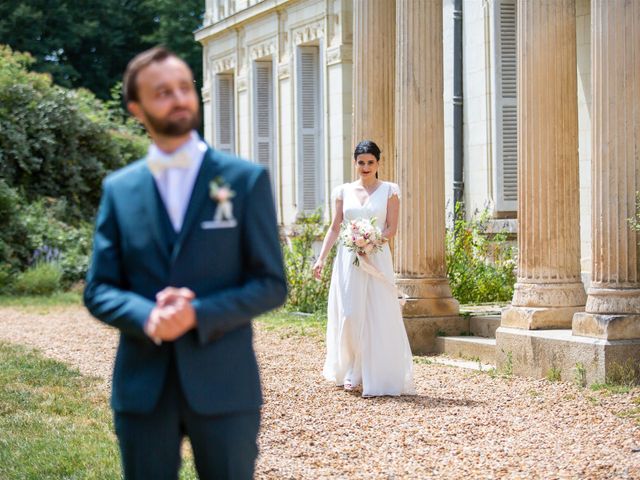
[[573, 0, 640, 340], [352, 0, 395, 181], [501, 0, 586, 329], [394, 0, 459, 318]]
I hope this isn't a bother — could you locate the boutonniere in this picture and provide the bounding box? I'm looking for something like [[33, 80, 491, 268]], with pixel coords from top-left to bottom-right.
[[209, 176, 236, 204], [202, 177, 238, 229]]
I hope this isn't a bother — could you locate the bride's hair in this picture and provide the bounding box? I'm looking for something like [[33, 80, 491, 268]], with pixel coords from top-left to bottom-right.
[[353, 140, 381, 178]]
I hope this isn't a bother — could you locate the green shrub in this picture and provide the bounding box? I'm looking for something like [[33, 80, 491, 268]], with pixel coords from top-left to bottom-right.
[[0, 45, 148, 224], [13, 262, 63, 295], [284, 211, 335, 314], [446, 203, 517, 304], [20, 200, 93, 285]]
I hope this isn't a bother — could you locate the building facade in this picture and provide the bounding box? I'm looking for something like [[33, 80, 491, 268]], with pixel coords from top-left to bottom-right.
[[196, 0, 353, 228], [197, 0, 640, 382]]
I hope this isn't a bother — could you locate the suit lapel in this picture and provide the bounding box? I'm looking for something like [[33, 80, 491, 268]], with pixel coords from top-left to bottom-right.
[[140, 165, 172, 259], [171, 149, 219, 262]]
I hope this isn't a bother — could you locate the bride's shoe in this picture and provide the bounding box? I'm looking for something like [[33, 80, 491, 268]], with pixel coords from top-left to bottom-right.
[[344, 382, 354, 391]]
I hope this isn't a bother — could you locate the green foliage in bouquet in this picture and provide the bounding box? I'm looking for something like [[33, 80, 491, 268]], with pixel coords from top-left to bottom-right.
[[446, 203, 517, 304], [284, 211, 335, 314]]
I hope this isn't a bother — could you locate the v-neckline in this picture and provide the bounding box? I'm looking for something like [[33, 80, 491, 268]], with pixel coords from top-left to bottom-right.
[[353, 181, 384, 207]]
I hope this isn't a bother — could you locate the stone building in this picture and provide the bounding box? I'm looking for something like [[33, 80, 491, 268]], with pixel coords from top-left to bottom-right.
[[196, 0, 640, 383]]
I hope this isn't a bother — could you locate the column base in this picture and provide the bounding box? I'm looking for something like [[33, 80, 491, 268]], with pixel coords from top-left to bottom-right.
[[501, 305, 584, 330], [403, 316, 468, 355], [496, 327, 640, 386], [573, 312, 640, 340], [586, 288, 640, 314], [512, 281, 587, 307], [397, 277, 460, 317]]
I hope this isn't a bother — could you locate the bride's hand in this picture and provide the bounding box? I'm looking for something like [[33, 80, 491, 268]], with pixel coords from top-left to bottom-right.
[[312, 259, 324, 280]]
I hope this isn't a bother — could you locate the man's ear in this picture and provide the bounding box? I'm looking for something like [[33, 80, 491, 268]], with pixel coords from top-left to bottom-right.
[[127, 101, 144, 123]]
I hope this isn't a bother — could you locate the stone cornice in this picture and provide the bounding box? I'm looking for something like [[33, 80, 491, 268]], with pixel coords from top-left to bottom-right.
[[196, 0, 294, 44], [291, 20, 324, 45], [249, 39, 277, 60], [209, 54, 237, 73]]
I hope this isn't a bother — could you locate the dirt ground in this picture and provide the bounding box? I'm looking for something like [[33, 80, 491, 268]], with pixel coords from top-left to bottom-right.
[[1, 305, 639, 479]]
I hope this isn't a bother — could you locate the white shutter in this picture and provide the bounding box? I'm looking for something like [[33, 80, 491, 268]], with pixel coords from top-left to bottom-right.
[[296, 46, 322, 213], [253, 61, 275, 190], [215, 74, 235, 154], [494, 0, 517, 212]]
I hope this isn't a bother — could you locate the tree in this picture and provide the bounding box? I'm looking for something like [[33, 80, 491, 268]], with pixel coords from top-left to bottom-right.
[[0, 0, 202, 101]]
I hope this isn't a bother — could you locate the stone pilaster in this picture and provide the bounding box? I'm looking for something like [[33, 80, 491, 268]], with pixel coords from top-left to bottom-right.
[[501, 0, 586, 330], [352, 0, 395, 181], [573, 0, 640, 340], [394, 0, 459, 318]]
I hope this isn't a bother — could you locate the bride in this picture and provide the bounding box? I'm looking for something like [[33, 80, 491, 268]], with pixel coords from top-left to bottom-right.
[[312, 140, 415, 397]]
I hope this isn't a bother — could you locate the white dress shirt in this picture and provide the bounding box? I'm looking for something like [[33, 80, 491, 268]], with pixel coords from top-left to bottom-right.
[[147, 131, 207, 232]]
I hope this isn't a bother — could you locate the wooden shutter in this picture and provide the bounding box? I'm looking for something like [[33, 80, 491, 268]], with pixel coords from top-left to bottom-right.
[[215, 74, 235, 154], [253, 61, 275, 189], [494, 0, 517, 212], [296, 46, 322, 213]]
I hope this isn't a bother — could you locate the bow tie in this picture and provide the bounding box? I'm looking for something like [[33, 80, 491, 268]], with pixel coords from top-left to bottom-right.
[[147, 150, 192, 176]]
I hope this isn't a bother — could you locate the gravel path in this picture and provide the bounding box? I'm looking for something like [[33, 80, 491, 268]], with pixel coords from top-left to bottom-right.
[[1, 305, 639, 479]]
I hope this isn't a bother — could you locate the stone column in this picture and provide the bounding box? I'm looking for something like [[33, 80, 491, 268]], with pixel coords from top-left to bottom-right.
[[501, 0, 586, 329], [573, 0, 640, 340], [394, 0, 459, 318], [352, 0, 395, 181]]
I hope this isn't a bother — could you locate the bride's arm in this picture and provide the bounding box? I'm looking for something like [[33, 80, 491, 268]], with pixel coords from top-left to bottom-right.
[[312, 197, 344, 279], [382, 194, 400, 241]]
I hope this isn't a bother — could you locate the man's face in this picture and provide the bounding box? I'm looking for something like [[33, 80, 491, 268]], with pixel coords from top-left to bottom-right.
[[128, 56, 200, 137]]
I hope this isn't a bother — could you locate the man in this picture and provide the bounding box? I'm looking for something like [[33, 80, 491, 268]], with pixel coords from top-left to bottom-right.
[[84, 46, 287, 479]]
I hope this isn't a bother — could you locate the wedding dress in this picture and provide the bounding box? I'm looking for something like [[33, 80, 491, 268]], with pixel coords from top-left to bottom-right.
[[323, 181, 415, 397]]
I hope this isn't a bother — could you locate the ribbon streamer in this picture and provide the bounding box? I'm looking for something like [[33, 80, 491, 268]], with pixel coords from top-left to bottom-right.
[[358, 255, 409, 306]]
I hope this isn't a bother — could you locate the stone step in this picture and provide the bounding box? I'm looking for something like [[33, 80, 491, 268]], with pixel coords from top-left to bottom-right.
[[433, 335, 497, 364], [426, 355, 496, 371], [469, 315, 501, 338]]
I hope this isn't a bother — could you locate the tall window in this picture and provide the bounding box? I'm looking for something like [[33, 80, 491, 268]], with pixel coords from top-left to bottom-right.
[[253, 61, 276, 192], [215, 74, 235, 154], [492, 0, 517, 212], [296, 46, 323, 213]]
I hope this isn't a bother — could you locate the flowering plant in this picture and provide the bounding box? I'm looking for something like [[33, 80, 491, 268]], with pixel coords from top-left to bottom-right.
[[340, 217, 384, 266]]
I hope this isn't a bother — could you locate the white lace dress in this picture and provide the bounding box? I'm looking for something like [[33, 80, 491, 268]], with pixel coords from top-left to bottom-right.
[[323, 181, 415, 397]]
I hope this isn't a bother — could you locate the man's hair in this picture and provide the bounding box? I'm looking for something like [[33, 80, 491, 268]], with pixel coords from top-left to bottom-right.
[[122, 46, 182, 104]]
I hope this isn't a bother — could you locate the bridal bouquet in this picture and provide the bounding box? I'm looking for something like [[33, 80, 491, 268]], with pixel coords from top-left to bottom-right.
[[340, 217, 384, 266]]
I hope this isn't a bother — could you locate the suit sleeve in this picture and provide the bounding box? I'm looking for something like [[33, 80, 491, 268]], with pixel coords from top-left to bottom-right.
[[191, 168, 287, 344], [83, 180, 156, 340]]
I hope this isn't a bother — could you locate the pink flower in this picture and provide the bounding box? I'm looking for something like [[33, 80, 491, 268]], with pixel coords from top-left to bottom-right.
[[216, 187, 231, 202], [355, 237, 367, 247]]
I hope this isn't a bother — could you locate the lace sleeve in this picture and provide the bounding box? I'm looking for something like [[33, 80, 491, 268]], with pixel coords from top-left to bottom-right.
[[331, 184, 344, 203], [388, 182, 401, 199]]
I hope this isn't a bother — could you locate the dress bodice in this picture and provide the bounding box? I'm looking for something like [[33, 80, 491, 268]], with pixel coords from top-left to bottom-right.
[[333, 181, 400, 227]]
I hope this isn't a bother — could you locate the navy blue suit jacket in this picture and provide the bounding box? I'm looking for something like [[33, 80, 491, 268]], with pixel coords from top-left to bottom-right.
[[84, 147, 287, 415]]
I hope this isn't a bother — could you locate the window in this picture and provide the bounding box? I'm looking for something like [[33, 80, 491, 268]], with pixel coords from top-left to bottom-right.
[[296, 46, 323, 213], [253, 61, 276, 192], [214, 74, 235, 154], [492, 0, 517, 212]]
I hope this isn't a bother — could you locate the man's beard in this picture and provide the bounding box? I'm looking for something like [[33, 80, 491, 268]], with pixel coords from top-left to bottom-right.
[[143, 106, 201, 136]]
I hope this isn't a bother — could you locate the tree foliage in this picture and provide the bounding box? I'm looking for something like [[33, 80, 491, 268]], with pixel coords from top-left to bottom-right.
[[0, 0, 203, 100]]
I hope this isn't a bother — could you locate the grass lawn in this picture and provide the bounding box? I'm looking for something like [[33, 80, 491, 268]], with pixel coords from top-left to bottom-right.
[[0, 291, 83, 307], [0, 341, 198, 479]]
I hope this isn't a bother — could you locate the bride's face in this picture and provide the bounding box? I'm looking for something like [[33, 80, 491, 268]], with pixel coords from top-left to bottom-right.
[[355, 153, 379, 180]]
